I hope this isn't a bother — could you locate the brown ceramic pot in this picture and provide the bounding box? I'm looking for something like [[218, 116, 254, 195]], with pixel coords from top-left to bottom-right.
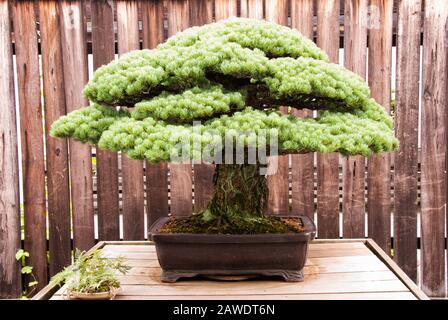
[[149, 215, 316, 283]]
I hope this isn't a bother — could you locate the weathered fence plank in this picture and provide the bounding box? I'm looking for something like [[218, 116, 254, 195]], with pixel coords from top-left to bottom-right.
[[290, 0, 315, 219], [91, 0, 120, 241], [342, 0, 367, 239], [59, 0, 95, 251], [189, 0, 212, 27], [117, 0, 145, 239], [367, 0, 393, 254], [420, 0, 447, 297], [167, 0, 193, 217], [39, 0, 72, 276], [265, 0, 288, 25], [189, 0, 215, 213], [316, 0, 340, 238], [0, 0, 21, 299], [240, 0, 263, 19], [141, 0, 169, 226], [214, 0, 237, 20], [12, 0, 48, 291], [393, 0, 421, 283], [265, 0, 289, 216]]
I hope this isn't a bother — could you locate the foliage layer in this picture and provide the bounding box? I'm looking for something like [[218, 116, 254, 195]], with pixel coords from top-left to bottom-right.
[[51, 18, 398, 162]]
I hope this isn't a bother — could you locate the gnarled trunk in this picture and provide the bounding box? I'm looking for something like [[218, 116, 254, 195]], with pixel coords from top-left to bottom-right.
[[203, 163, 268, 223]]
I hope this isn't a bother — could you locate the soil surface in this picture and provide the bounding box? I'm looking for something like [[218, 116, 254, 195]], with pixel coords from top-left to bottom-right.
[[160, 215, 304, 234]]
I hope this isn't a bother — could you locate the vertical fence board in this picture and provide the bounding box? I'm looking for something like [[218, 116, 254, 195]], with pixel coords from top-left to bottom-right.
[[290, 0, 315, 219], [342, 0, 367, 238], [367, 0, 393, 254], [240, 0, 263, 19], [39, 0, 72, 276], [420, 0, 448, 297], [214, 0, 237, 20], [117, 0, 145, 239], [60, 0, 94, 251], [91, 0, 120, 241], [0, 0, 21, 299], [189, 0, 212, 27], [141, 0, 169, 226], [265, 0, 289, 215], [12, 0, 48, 291], [265, 0, 288, 25], [189, 0, 215, 213], [315, 0, 340, 238], [393, 0, 421, 282], [167, 0, 193, 217]]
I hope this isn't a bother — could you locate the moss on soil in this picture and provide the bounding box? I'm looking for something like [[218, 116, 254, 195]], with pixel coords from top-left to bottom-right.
[[160, 214, 304, 234]]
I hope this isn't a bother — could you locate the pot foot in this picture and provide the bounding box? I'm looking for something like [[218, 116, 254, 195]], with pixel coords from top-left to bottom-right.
[[160, 269, 304, 283], [161, 271, 199, 283]]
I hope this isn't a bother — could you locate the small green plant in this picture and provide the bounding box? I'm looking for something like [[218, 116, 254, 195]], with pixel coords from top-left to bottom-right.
[[50, 249, 131, 295], [15, 249, 38, 299]]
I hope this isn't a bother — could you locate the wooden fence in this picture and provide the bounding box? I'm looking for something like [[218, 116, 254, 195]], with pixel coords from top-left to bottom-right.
[[0, 0, 447, 298]]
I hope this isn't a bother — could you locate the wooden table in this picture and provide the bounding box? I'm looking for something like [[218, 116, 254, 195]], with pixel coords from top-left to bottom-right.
[[34, 239, 428, 300]]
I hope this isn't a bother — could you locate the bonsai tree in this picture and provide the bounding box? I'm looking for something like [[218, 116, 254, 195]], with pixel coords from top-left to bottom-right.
[[51, 18, 398, 234]]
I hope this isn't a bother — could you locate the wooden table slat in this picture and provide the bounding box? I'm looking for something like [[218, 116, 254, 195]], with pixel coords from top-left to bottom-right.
[[41, 240, 428, 300]]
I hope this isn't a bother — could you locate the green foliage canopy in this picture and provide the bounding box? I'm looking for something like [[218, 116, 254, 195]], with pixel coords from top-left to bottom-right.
[[51, 18, 398, 162]]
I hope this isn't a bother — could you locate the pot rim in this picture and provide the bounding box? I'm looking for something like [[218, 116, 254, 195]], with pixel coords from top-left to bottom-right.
[[149, 215, 316, 243]]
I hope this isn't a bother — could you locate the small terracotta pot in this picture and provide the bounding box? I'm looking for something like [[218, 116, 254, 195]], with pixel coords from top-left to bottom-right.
[[64, 288, 119, 300]]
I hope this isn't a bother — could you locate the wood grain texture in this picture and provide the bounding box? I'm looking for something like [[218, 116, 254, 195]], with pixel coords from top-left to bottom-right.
[[265, 0, 288, 25], [117, 0, 145, 240], [12, 0, 48, 291], [214, 0, 237, 20], [240, 0, 263, 19], [367, 0, 393, 254], [167, 0, 189, 36], [47, 241, 427, 300], [91, 0, 120, 241], [188, 0, 215, 213], [141, 0, 169, 226], [265, 0, 290, 216], [290, 0, 315, 219], [420, 0, 448, 297], [393, 0, 421, 282], [146, 162, 169, 226], [316, 0, 340, 238], [189, 0, 212, 26], [166, 0, 193, 217], [0, 0, 21, 299], [342, 0, 367, 238], [39, 0, 72, 276], [142, 0, 165, 49], [59, 0, 95, 251]]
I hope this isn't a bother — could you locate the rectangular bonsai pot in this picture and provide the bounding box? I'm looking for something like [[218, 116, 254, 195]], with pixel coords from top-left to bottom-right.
[[149, 215, 316, 282]]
